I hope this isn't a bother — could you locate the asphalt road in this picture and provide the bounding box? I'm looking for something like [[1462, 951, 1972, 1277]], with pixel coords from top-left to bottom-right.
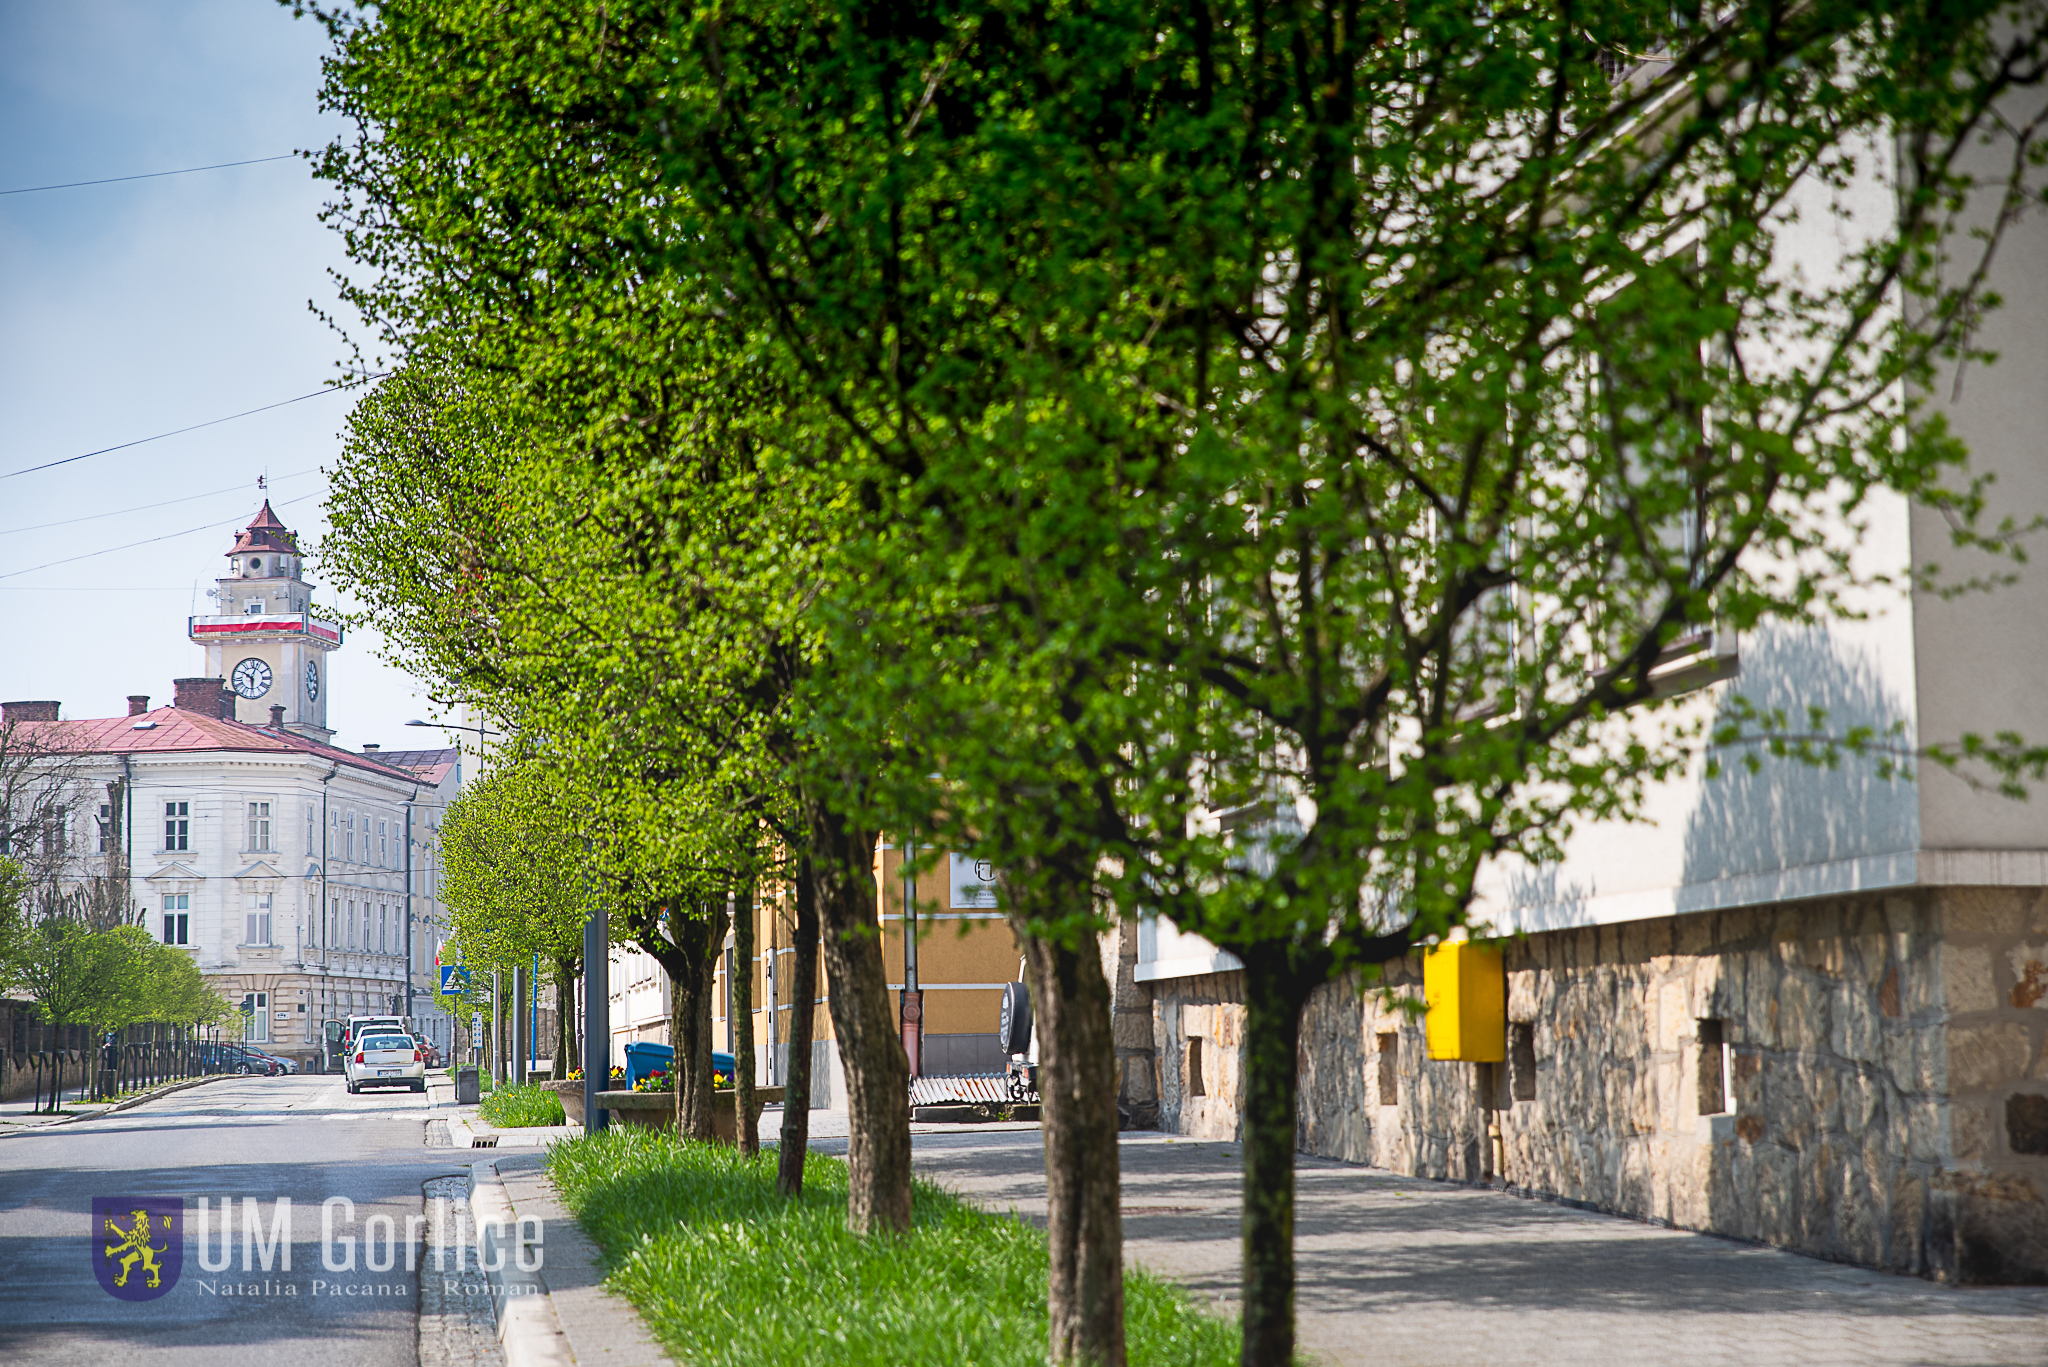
[[0, 1074, 461, 1367]]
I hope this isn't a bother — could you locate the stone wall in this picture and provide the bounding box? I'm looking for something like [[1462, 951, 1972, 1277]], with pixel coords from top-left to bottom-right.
[[1941, 887, 2048, 1281], [1148, 968, 1248, 1140], [1103, 916, 1163, 1128], [1144, 887, 2048, 1283]]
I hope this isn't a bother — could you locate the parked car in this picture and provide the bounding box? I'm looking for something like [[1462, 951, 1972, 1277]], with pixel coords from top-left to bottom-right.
[[246, 1048, 299, 1075], [208, 1044, 281, 1076], [346, 1032, 427, 1094]]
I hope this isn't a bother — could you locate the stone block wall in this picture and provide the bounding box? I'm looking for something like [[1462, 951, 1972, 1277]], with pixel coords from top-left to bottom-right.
[[1940, 887, 2048, 1281], [1149, 969, 1249, 1140], [1144, 886, 2048, 1283], [1102, 916, 1163, 1128]]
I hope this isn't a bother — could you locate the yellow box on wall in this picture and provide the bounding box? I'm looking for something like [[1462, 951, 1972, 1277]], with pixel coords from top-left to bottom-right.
[[1424, 941, 1506, 1062]]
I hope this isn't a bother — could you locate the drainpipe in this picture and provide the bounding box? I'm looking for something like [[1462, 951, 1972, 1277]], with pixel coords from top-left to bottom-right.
[[120, 756, 134, 921], [401, 781, 419, 1030], [317, 760, 339, 1068]]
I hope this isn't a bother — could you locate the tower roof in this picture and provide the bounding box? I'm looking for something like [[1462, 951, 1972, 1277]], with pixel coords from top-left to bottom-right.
[[228, 500, 299, 556]]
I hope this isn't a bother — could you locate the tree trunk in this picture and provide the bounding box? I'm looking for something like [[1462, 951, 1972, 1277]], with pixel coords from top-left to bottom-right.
[[1239, 951, 1309, 1367], [555, 955, 579, 1082], [1015, 910, 1126, 1367], [671, 900, 729, 1142], [777, 856, 821, 1198], [806, 792, 911, 1233], [734, 888, 758, 1156]]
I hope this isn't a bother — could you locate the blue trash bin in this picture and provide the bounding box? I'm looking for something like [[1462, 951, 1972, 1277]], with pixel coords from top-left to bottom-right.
[[622, 1041, 674, 1087]]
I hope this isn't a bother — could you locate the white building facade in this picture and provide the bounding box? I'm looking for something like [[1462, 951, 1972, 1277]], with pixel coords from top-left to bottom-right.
[[1, 507, 462, 1067]]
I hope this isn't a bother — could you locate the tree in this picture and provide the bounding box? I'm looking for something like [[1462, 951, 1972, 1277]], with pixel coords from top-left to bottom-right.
[[440, 757, 589, 1075], [597, 3, 2048, 1362], [0, 716, 97, 893], [296, 4, 2048, 1364]]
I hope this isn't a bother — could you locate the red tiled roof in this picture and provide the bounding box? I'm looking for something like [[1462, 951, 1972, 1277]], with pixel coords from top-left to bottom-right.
[[369, 746, 460, 787], [228, 500, 299, 556], [19, 707, 423, 783]]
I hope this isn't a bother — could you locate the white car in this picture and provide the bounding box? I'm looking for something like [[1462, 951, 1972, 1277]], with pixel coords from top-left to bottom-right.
[[346, 1032, 427, 1094]]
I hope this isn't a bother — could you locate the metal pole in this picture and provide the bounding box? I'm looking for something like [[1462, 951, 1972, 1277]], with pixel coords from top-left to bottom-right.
[[582, 897, 609, 1132], [530, 952, 539, 1079], [510, 963, 524, 1086], [492, 969, 502, 1086], [900, 836, 922, 1078]]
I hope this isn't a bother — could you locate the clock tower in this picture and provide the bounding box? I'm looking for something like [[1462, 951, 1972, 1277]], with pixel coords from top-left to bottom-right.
[[189, 501, 344, 740]]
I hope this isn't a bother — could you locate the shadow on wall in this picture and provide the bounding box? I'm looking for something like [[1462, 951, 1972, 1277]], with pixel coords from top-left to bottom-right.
[[1505, 864, 1596, 933], [1680, 624, 1917, 899]]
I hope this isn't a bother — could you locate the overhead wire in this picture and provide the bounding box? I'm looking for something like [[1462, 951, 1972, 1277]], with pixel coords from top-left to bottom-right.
[[0, 468, 323, 537], [0, 154, 299, 196], [0, 490, 324, 582], [0, 376, 386, 482]]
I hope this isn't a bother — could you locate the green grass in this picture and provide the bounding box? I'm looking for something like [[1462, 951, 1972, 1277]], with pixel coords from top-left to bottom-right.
[[478, 1082, 566, 1127], [547, 1130, 1236, 1367]]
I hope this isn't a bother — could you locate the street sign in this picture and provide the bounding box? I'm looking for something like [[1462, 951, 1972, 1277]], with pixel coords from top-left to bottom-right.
[[439, 965, 469, 993]]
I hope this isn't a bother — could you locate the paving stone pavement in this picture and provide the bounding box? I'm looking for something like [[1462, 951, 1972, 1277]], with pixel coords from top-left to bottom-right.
[[417, 1174, 506, 1367], [905, 1129, 2048, 1367]]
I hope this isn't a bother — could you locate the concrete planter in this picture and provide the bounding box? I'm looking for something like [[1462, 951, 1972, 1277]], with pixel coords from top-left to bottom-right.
[[594, 1087, 786, 1143]]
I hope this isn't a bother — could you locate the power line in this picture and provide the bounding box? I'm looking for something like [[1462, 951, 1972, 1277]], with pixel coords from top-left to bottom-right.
[[0, 468, 323, 538], [0, 379, 385, 482], [0, 154, 299, 196], [0, 491, 323, 582]]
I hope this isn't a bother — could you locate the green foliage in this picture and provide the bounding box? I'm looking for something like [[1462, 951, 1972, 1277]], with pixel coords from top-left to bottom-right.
[[0, 902, 228, 1031], [306, 0, 2048, 975], [546, 1129, 1236, 1367], [479, 1082, 568, 1127], [440, 759, 589, 973]]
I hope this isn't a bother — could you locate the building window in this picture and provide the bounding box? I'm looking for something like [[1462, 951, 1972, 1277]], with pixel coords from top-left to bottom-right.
[[44, 806, 69, 857], [378, 820, 388, 868], [246, 894, 272, 947], [328, 810, 337, 858], [306, 803, 315, 853], [96, 803, 114, 854], [347, 900, 357, 950], [165, 801, 189, 852], [1377, 1032, 1399, 1106], [162, 894, 190, 946], [1698, 1019, 1732, 1115], [346, 812, 355, 861], [1186, 1037, 1206, 1097], [247, 802, 271, 852], [1509, 1023, 1538, 1102], [243, 991, 269, 1043]]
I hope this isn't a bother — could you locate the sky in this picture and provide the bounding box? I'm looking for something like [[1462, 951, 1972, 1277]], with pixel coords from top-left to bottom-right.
[[0, 1, 461, 752]]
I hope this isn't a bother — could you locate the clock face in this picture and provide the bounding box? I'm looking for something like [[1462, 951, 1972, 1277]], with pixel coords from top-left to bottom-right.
[[305, 661, 320, 702], [231, 657, 273, 700]]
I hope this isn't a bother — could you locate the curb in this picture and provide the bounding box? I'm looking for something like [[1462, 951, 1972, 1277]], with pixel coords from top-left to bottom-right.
[[472, 1154, 671, 1366], [0, 1071, 231, 1137], [471, 1159, 576, 1367]]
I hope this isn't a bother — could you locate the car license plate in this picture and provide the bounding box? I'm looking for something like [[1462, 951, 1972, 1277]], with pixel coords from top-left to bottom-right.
[[378, 1069, 398, 1077]]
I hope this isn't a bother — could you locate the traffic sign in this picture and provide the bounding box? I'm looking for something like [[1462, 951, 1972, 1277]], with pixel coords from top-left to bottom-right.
[[439, 965, 469, 993]]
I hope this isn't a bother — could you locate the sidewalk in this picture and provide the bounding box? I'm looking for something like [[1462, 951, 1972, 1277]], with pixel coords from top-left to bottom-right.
[[908, 1130, 2048, 1367], [0, 1072, 230, 1135]]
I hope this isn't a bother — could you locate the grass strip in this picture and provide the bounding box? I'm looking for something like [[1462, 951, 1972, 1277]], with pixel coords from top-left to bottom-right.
[[478, 1081, 565, 1127], [547, 1129, 1237, 1367]]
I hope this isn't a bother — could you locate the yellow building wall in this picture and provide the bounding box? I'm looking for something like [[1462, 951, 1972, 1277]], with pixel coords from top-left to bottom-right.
[[878, 843, 1018, 1040], [705, 841, 1023, 1070]]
